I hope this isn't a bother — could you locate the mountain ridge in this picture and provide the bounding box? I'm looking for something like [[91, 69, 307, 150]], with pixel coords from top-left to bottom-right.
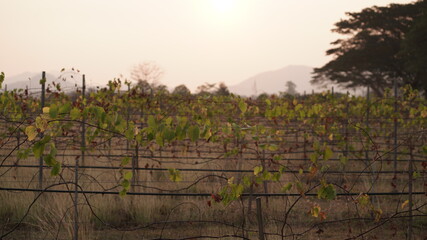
[[229, 65, 316, 96], [2, 71, 82, 92]]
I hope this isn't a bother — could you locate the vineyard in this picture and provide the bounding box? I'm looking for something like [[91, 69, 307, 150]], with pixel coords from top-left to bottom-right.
[[0, 72, 426, 240]]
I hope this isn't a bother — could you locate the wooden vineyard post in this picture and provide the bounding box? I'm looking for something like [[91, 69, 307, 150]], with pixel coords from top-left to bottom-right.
[[407, 138, 414, 240], [38, 71, 46, 189], [256, 197, 265, 240]]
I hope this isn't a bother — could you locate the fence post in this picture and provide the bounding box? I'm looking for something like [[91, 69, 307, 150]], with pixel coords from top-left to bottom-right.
[[81, 76, 86, 166], [408, 139, 413, 240], [256, 197, 265, 240], [261, 149, 268, 206], [126, 84, 130, 152], [39, 71, 46, 189], [393, 78, 398, 176], [366, 86, 373, 173], [343, 91, 349, 183], [73, 74, 85, 240]]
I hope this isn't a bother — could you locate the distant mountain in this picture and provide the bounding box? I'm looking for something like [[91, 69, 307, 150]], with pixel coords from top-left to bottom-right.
[[2, 71, 82, 92], [229, 65, 319, 97]]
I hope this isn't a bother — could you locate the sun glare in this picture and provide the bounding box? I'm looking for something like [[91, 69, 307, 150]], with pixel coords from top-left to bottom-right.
[[212, 0, 236, 14], [203, 0, 243, 26]]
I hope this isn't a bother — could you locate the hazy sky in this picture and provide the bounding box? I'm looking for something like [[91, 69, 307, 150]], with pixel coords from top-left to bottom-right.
[[0, 0, 414, 91]]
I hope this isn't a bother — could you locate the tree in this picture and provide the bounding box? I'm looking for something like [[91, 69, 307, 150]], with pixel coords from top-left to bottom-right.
[[312, 1, 427, 96], [131, 62, 164, 94], [172, 84, 191, 95], [284, 81, 298, 96], [215, 82, 230, 96], [400, 8, 427, 94], [196, 83, 217, 96]]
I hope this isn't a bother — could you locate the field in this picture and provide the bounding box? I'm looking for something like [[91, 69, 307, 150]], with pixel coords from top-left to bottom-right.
[[0, 78, 426, 239]]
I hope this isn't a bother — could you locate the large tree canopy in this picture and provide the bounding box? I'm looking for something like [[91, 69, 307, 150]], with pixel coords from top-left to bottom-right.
[[400, 8, 427, 93], [312, 1, 427, 96]]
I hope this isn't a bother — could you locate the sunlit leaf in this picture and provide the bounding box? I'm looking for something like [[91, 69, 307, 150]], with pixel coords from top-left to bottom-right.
[[401, 200, 409, 209], [25, 126, 38, 141], [42, 107, 50, 114], [70, 108, 81, 120], [238, 100, 247, 114], [168, 168, 182, 182], [253, 166, 263, 176], [124, 171, 133, 181]]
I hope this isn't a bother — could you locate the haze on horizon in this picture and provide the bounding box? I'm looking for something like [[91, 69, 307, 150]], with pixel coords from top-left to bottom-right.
[[0, 0, 415, 92]]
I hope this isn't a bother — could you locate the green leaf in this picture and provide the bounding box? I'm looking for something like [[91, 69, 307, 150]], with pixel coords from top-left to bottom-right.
[[165, 116, 173, 125], [168, 168, 182, 182], [296, 181, 305, 194], [357, 194, 370, 206], [413, 171, 420, 179], [44, 154, 56, 166], [125, 127, 134, 140], [50, 143, 57, 156], [17, 149, 31, 159], [121, 179, 131, 190], [268, 144, 278, 151], [119, 189, 127, 197], [339, 155, 348, 165], [0, 72, 4, 89], [32, 136, 51, 158], [40, 135, 51, 144], [121, 157, 131, 166], [156, 133, 164, 147], [234, 184, 244, 198], [51, 162, 61, 176], [59, 102, 71, 115], [242, 176, 252, 186], [148, 115, 156, 129], [253, 166, 263, 176], [163, 127, 175, 142], [49, 104, 59, 118], [238, 99, 247, 114], [124, 171, 133, 181], [188, 125, 200, 142], [323, 146, 333, 161], [272, 172, 281, 181], [281, 183, 292, 192], [317, 183, 336, 200], [262, 170, 272, 180], [70, 108, 81, 120], [33, 142, 45, 158], [310, 153, 318, 163]]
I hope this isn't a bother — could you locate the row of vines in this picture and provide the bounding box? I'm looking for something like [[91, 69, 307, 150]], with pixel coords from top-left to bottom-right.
[[0, 72, 426, 239]]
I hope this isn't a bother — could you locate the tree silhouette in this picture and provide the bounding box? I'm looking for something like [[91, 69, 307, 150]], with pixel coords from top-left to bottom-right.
[[130, 62, 164, 94], [285, 81, 298, 96], [172, 84, 191, 95], [312, 1, 427, 96]]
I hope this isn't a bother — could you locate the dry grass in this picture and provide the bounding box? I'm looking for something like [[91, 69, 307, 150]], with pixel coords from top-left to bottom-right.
[[1, 122, 426, 239]]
